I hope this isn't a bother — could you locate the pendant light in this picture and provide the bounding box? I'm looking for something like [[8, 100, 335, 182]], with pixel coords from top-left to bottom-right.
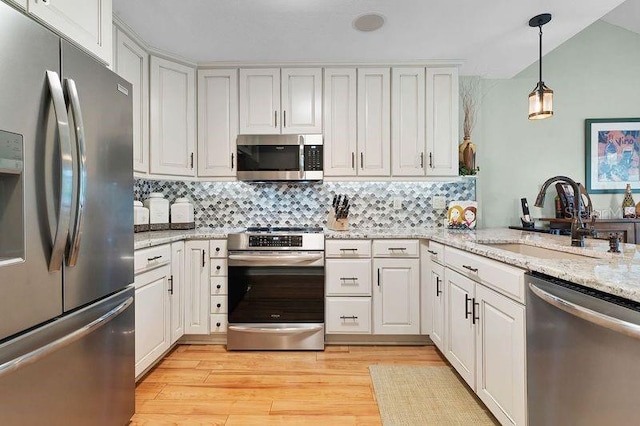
[[528, 13, 553, 120]]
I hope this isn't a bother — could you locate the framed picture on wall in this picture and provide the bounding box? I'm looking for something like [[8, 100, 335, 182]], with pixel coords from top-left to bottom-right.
[[585, 118, 640, 194]]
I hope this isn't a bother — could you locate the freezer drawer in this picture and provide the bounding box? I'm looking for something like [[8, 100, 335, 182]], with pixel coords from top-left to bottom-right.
[[0, 286, 135, 426]]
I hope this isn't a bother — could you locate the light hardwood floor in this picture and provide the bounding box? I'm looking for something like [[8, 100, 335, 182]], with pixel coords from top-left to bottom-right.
[[132, 344, 447, 425]]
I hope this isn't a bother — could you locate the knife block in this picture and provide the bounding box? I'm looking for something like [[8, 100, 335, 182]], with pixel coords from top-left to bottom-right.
[[326, 211, 349, 231]]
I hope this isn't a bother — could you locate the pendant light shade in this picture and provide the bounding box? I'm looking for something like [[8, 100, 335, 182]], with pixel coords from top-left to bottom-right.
[[528, 13, 553, 120]]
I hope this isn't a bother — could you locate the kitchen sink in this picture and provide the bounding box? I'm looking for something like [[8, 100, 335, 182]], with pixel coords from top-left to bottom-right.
[[481, 243, 593, 260]]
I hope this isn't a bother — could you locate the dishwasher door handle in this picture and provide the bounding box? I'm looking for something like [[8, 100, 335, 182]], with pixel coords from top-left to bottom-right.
[[529, 282, 640, 340]]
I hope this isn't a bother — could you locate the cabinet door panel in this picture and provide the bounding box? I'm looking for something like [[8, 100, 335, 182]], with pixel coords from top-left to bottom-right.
[[373, 258, 419, 334], [323, 68, 357, 176], [184, 241, 209, 334], [445, 268, 475, 388], [281, 68, 322, 134], [114, 28, 148, 173], [392, 67, 426, 176], [326, 297, 371, 334], [476, 285, 525, 426], [150, 57, 196, 176], [426, 67, 458, 176], [326, 259, 371, 296], [28, 0, 111, 64], [430, 262, 446, 351], [198, 69, 238, 177], [357, 68, 390, 176], [170, 241, 185, 344], [134, 265, 170, 378], [239, 68, 280, 134]]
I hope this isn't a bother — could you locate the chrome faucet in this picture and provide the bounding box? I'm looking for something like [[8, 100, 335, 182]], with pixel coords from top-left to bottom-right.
[[534, 176, 595, 247]]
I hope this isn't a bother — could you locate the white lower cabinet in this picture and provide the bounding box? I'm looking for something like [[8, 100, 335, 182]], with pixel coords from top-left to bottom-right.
[[325, 240, 372, 334], [372, 240, 420, 335], [444, 268, 477, 387], [184, 241, 209, 334], [326, 297, 371, 334], [209, 240, 228, 334], [443, 245, 526, 426], [170, 241, 185, 344], [475, 284, 525, 426], [134, 263, 170, 378]]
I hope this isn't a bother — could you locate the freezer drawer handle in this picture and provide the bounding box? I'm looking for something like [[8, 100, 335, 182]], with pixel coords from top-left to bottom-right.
[[529, 282, 640, 340], [45, 71, 73, 273], [0, 296, 133, 378], [64, 78, 86, 268]]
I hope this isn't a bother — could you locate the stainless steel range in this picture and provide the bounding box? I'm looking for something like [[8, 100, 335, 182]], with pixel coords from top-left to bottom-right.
[[227, 227, 325, 350]]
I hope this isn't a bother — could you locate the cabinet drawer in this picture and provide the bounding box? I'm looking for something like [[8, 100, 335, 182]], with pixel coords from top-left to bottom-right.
[[372, 239, 419, 257], [210, 296, 227, 314], [326, 259, 372, 296], [210, 277, 227, 295], [325, 240, 371, 258], [134, 244, 171, 274], [445, 246, 525, 303], [210, 314, 227, 333], [425, 241, 445, 264], [210, 240, 228, 258], [210, 259, 227, 276], [326, 297, 371, 334]]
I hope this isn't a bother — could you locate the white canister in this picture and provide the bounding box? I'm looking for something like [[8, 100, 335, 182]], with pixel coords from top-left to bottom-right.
[[133, 200, 149, 232], [170, 197, 195, 229], [143, 192, 169, 231]]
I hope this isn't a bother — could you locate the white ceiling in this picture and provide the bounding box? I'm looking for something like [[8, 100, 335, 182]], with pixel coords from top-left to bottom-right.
[[113, 0, 638, 79]]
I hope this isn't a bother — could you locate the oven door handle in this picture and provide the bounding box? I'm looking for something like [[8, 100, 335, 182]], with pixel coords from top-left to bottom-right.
[[228, 325, 324, 333], [228, 253, 324, 265]]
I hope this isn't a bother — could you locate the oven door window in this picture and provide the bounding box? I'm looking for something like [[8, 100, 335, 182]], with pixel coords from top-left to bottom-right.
[[237, 145, 300, 172], [228, 266, 324, 323]]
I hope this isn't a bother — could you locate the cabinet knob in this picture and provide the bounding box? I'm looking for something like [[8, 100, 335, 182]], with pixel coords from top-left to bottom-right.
[[216, 322, 221, 327], [216, 284, 221, 289], [216, 265, 221, 270], [215, 247, 220, 252], [216, 303, 221, 308]]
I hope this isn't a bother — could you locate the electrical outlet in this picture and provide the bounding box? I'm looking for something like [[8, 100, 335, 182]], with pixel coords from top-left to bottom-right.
[[433, 196, 446, 209], [393, 197, 403, 210]]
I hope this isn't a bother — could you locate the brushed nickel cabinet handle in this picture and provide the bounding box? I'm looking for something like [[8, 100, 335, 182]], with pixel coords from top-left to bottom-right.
[[436, 276, 442, 296], [360, 152, 364, 168], [274, 111, 278, 127], [231, 153, 234, 169], [420, 152, 424, 168], [190, 152, 194, 169], [427, 250, 438, 256], [463, 265, 478, 273], [168, 275, 174, 295], [147, 255, 162, 262], [352, 152, 355, 169], [472, 298, 479, 325], [465, 294, 472, 319], [429, 152, 433, 168], [340, 315, 358, 320], [283, 110, 286, 127]]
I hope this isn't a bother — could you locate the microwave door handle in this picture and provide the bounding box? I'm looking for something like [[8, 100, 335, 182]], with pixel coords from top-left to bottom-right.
[[299, 137, 305, 179], [45, 71, 73, 273], [64, 78, 86, 267]]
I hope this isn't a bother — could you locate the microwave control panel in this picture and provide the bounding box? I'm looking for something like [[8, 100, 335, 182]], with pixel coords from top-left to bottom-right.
[[304, 145, 323, 171]]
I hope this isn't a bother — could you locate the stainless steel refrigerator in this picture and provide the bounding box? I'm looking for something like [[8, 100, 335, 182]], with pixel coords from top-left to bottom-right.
[[0, 2, 135, 424]]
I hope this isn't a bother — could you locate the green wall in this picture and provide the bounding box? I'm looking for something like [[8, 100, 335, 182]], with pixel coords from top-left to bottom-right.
[[474, 20, 640, 227]]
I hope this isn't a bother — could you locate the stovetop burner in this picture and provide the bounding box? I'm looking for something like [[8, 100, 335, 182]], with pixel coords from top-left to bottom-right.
[[245, 226, 323, 233]]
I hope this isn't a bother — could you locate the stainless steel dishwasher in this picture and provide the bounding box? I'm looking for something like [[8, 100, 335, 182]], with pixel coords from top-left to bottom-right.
[[526, 271, 640, 425]]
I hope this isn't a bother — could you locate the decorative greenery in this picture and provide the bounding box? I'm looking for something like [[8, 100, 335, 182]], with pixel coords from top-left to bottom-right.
[[459, 162, 479, 176], [460, 77, 481, 140]]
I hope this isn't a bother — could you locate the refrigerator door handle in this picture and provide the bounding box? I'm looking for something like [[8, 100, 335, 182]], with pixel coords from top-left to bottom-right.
[[45, 70, 73, 272], [64, 78, 86, 267], [0, 296, 133, 378]]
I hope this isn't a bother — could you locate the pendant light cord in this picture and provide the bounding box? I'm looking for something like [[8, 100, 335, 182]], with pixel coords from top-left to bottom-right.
[[538, 25, 543, 92]]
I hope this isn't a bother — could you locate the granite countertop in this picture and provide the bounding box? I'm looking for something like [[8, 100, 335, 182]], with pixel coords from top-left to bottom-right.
[[134, 226, 640, 303], [134, 228, 243, 249]]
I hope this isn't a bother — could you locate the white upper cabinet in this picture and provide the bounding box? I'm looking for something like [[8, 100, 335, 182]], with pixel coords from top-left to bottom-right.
[[357, 68, 391, 176], [6, 0, 27, 10], [28, 0, 112, 65], [281, 68, 322, 134], [239, 68, 281, 134], [150, 56, 196, 176], [392, 67, 426, 176], [426, 67, 459, 176], [198, 69, 238, 177], [239, 68, 322, 135], [323, 68, 357, 176], [113, 27, 148, 174]]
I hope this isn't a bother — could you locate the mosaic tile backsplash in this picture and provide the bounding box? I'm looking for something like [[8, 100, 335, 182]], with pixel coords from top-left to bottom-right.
[[134, 179, 476, 229]]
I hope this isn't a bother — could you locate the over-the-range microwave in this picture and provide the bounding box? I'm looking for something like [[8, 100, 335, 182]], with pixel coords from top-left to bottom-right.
[[236, 134, 323, 181]]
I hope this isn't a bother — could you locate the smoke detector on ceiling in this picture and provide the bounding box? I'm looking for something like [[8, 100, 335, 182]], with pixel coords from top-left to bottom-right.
[[353, 13, 385, 32]]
